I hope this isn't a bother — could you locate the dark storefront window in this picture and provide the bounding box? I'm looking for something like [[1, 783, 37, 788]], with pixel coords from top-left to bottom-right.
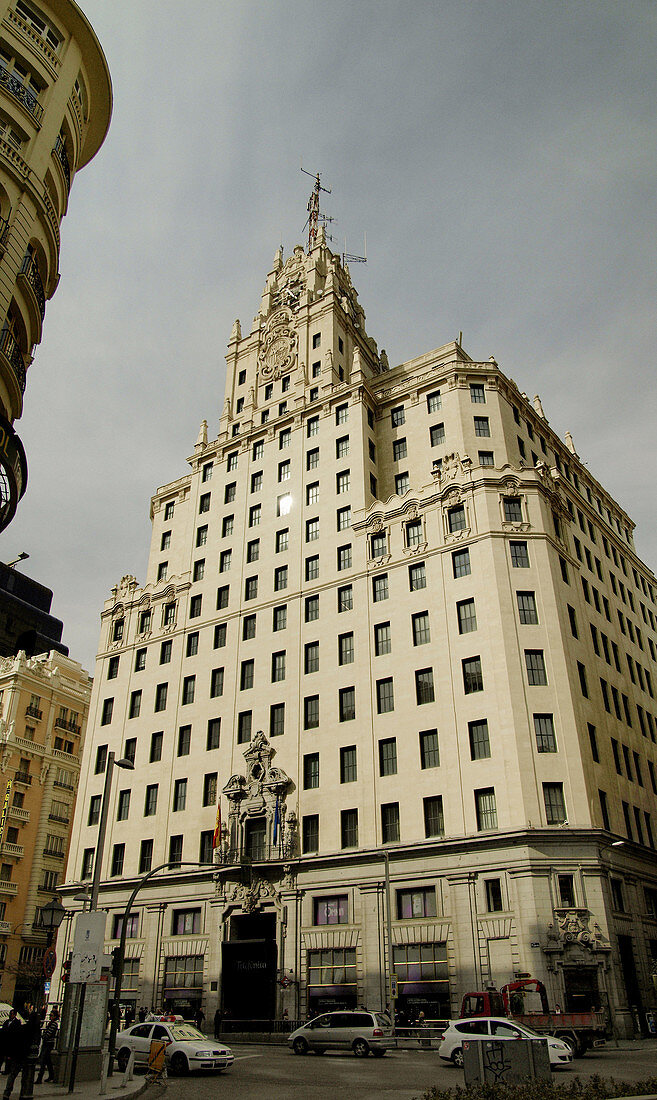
[[307, 947, 357, 1012], [393, 941, 449, 1020]]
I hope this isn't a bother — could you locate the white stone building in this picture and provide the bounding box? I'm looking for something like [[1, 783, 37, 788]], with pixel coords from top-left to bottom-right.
[[63, 232, 657, 1037]]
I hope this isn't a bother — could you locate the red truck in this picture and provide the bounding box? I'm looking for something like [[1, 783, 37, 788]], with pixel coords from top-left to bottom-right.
[[460, 977, 607, 1057]]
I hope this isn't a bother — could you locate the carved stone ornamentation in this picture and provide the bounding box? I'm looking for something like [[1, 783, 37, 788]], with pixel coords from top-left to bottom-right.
[[436, 452, 472, 485], [258, 309, 297, 380], [548, 908, 610, 953], [229, 877, 277, 914]]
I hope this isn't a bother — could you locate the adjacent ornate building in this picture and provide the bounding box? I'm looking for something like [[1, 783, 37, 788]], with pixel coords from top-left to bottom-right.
[[0, 0, 111, 530], [64, 231, 657, 1036], [0, 649, 90, 1005]]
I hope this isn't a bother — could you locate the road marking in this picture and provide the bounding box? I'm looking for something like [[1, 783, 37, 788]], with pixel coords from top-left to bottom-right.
[[233, 1053, 263, 1061]]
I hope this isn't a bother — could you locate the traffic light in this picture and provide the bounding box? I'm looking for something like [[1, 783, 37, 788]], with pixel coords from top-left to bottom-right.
[[61, 957, 71, 984], [111, 947, 121, 977]]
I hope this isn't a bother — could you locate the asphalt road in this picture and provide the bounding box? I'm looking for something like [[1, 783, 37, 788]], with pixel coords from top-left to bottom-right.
[[152, 1040, 657, 1100]]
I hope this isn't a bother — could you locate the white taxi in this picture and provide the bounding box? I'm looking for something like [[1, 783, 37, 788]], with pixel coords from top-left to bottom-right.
[[115, 1020, 234, 1075]]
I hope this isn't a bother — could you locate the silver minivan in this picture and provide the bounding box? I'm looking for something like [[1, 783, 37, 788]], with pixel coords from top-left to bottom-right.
[[288, 1010, 393, 1057]]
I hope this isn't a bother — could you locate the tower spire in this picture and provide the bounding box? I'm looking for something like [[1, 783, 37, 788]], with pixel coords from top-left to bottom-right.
[[301, 167, 331, 252]]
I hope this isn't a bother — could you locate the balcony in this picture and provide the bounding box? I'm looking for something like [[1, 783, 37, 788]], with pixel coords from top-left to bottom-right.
[[19, 251, 46, 322], [0, 882, 18, 896], [0, 65, 44, 125], [9, 806, 29, 822], [53, 135, 70, 192], [53, 779, 74, 791], [54, 717, 80, 735], [42, 848, 64, 860], [53, 748, 76, 763], [15, 736, 43, 753], [25, 704, 42, 720], [0, 328, 25, 393], [0, 921, 11, 934], [14, 772, 31, 786], [2, 842, 23, 858], [48, 812, 69, 825]]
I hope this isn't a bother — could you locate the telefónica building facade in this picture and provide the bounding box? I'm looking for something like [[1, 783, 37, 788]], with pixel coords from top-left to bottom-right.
[[64, 231, 657, 1037]]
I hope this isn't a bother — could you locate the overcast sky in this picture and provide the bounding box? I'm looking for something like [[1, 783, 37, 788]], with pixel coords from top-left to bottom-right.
[[1, 0, 656, 672]]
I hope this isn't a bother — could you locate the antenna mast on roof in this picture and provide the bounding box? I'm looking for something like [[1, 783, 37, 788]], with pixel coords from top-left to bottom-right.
[[343, 232, 367, 266], [301, 166, 333, 251]]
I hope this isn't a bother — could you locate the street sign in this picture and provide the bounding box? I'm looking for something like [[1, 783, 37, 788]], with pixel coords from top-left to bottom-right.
[[43, 946, 57, 978], [390, 976, 398, 998], [70, 912, 106, 983]]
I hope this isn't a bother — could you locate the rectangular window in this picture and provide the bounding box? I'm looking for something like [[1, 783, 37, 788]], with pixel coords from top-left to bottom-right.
[[340, 745, 357, 783], [305, 556, 319, 581], [144, 784, 158, 816], [199, 492, 211, 513], [381, 802, 400, 842], [470, 383, 486, 403], [305, 594, 320, 621], [177, 725, 191, 756], [412, 610, 431, 646], [249, 504, 261, 527], [335, 403, 348, 425], [370, 532, 387, 557], [270, 702, 285, 737], [420, 728, 440, 769], [173, 778, 187, 812], [186, 632, 199, 657], [314, 896, 348, 925], [427, 390, 441, 412], [533, 713, 557, 753], [302, 814, 319, 853], [338, 632, 354, 665], [216, 585, 229, 610], [430, 423, 445, 447], [274, 565, 288, 591], [479, 450, 494, 466], [462, 657, 483, 694], [243, 614, 256, 640], [279, 427, 291, 448], [391, 406, 405, 426], [237, 711, 252, 744], [210, 667, 224, 697], [154, 683, 168, 712], [246, 539, 259, 563], [149, 732, 163, 763], [510, 540, 529, 567], [304, 695, 319, 730], [240, 659, 254, 690], [207, 718, 221, 750], [469, 719, 491, 760], [448, 504, 466, 533], [222, 515, 234, 538], [307, 416, 319, 437], [377, 678, 395, 714], [139, 839, 153, 874], [543, 782, 567, 824], [273, 604, 287, 632], [517, 591, 538, 624], [457, 599, 477, 634], [304, 641, 319, 673], [278, 459, 290, 482], [374, 621, 391, 655], [397, 887, 437, 919], [306, 482, 319, 505], [393, 438, 407, 461], [341, 808, 358, 848], [525, 650, 547, 686], [251, 471, 262, 494], [100, 699, 113, 726], [503, 496, 523, 523], [128, 690, 142, 719], [271, 651, 286, 682], [336, 470, 350, 494], [395, 472, 410, 495], [339, 687, 355, 722], [424, 795, 444, 837], [474, 416, 490, 437], [406, 520, 423, 548], [196, 525, 208, 547], [88, 795, 101, 826], [373, 574, 389, 602], [337, 544, 352, 571], [379, 736, 397, 775], [169, 835, 183, 866], [303, 753, 319, 790], [306, 517, 319, 542], [415, 667, 435, 704], [193, 559, 205, 582], [164, 501, 174, 520], [182, 675, 195, 704], [307, 447, 319, 469], [475, 787, 497, 831], [245, 576, 258, 600], [338, 585, 353, 612], [337, 506, 351, 531], [336, 435, 350, 458], [111, 844, 125, 877]]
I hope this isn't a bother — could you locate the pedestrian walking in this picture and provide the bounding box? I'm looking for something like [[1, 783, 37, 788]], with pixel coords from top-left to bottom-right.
[[213, 1008, 222, 1039], [3, 1004, 40, 1099], [36, 1009, 59, 1084], [194, 1006, 205, 1032]]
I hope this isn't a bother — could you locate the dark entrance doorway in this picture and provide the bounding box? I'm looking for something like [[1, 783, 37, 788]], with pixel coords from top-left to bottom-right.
[[562, 966, 601, 1012], [617, 934, 645, 1033], [222, 912, 277, 1028]]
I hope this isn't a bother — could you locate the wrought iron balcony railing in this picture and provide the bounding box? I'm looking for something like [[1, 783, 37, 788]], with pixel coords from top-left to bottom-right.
[[25, 704, 42, 720], [54, 716, 80, 734], [0, 328, 25, 392], [20, 252, 45, 320], [0, 65, 43, 124], [53, 135, 70, 191]]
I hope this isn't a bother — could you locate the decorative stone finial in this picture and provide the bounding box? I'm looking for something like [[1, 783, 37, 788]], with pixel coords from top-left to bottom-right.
[[195, 419, 208, 448], [533, 395, 545, 419], [230, 319, 241, 342], [565, 431, 578, 456]]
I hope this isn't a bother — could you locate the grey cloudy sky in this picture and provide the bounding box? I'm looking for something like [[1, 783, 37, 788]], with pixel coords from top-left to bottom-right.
[[2, 0, 656, 672]]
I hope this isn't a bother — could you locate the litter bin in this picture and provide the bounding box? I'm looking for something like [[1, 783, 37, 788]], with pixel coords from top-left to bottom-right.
[[646, 1011, 656, 1036], [463, 1038, 551, 1086]]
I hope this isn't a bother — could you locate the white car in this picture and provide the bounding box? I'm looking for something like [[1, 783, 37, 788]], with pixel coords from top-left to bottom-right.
[[116, 1020, 234, 1075], [438, 1017, 573, 1068]]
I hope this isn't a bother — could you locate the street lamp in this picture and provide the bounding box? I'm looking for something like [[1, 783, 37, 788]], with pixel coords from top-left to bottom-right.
[[40, 896, 67, 948]]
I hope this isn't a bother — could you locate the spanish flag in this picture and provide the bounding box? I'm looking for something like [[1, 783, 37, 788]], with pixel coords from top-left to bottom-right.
[[212, 797, 221, 850]]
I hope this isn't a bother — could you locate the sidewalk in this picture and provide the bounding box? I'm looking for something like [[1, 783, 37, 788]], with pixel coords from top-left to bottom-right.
[[22, 1073, 147, 1099]]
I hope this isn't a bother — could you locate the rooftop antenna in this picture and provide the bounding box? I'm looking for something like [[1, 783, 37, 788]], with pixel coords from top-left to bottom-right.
[[301, 165, 333, 251], [343, 232, 367, 266]]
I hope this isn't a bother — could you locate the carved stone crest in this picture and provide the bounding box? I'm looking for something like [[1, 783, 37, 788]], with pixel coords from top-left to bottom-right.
[[258, 309, 296, 379]]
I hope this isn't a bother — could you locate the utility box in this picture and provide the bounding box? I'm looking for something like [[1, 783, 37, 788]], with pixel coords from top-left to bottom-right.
[[463, 1038, 551, 1085]]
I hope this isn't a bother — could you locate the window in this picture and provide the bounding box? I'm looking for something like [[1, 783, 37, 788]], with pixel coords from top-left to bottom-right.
[[112, 618, 125, 641], [150, 732, 163, 762], [303, 753, 319, 790], [279, 427, 291, 448], [557, 874, 575, 908], [237, 711, 252, 744], [517, 591, 538, 624], [336, 506, 351, 531], [245, 576, 258, 600], [339, 687, 355, 722], [335, 403, 348, 425], [470, 383, 486, 403], [469, 719, 490, 760], [543, 782, 567, 824], [397, 887, 436, 919], [306, 518, 319, 542], [111, 844, 125, 876], [304, 695, 319, 730], [395, 472, 410, 495], [337, 435, 350, 458], [251, 472, 262, 493], [274, 565, 288, 591], [503, 497, 523, 522], [462, 657, 483, 694], [193, 559, 205, 582], [108, 655, 120, 679], [474, 416, 490, 437], [139, 839, 153, 874], [278, 460, 290, 482], [409, 562, 427, 591], [341, 808, 358, 848], [457, 599, 477, 634], [207, 718, 221, 750], [370, 532, 387, 557], [391, 405, 405, 426], [177, 725, 191, 756], [302, 815, 319, 853], [479, 451, 494, 466], [534, 713, 557, 752], [203, 772, 217, 806], [305, 595, 320, 621], [448, 504, 466, 533], [273, 605, 287, 632], [374, 621, 391, 655], [336, 470, 350, 494], [475, 787, 497, 831], [189, 594, 202, 618], [124, 737, 136, 764], [379, 737, 397, 774], [216, 585, 229, 611], [307, 416, 319, 437], [424, 795, 444, 837], [115, 788, 130, 821], [242, 614, 256, 641], [88, 795, 101, 826], [338, 585, 353, 612], [196, 524, 209, 550], [337, 545, 352, 571], [182, 676, 195, 705], [525, 650, 547, 686], [227, 451, 238, 471], [578, 661, 589, 698], [306, 482, 319, 505], [249, 504, 261, 527], [305, 641, 319, 673], [420, 729, 440, 769], [415, 668, 435, 704], [163, 602, 176, 626], [169, 835, 183, 866], [430, 423, 445, 447], [271, 651, 286, 682], [340, 745, 357, 783], [510, 540, 529, 567], [199, 830, 214, 864], [219, 549, 232, 573], [157, 562, 169, 583], [202, 460, 213, 481], [338, 632, 354, 665], [100, 699, 113, 726], [314, 896, 348, 924], [173, 779, 187, 811], [240, 660, 254, 690], [410, 610, 430, 646], [307, 447, 319, 469], [210, 668, 224, 697], [373, 574, 389, 602], [270, 702, 285, 736], [377, 678, 395, 714], [381, 802, 400, 842], [222, 515, 234, 538], [199, 492, 211, 514], [172, 909, 201, 936], [485, 879, 503, 912], [406, 519, 423, 547]]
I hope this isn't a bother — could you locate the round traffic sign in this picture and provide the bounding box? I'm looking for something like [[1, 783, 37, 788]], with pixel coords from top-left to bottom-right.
[[43, 947, 57, 979]]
